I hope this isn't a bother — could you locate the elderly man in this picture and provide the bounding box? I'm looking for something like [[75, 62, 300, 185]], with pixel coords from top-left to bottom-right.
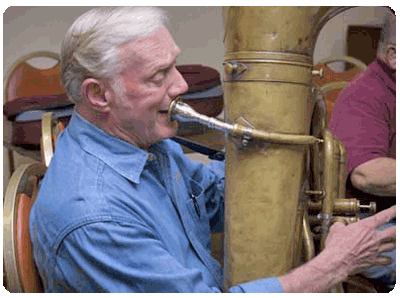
[[329, 13, 396, 290], [30, 7, 396, 293]]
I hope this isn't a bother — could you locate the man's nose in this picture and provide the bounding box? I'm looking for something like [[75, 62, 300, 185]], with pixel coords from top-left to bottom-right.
[[170, 68, 189, 97]]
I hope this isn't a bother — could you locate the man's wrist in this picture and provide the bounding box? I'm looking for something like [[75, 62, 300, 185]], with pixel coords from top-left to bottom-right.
[[279, 249, 350, 293]]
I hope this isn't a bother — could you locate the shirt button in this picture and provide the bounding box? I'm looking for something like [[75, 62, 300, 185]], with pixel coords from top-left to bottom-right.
[[148, 154, 155, 162]]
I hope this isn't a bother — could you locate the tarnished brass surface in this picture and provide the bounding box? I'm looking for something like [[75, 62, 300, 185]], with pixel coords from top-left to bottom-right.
[[302, 212, 315, 262], [308, 199, 361, 214], [222, 6, 359, 291], [168, 98, 322, 145], [223, 7, 321, 288], [309, 215, 359, 225], [224, 52, 312, 85], [308, 198, 376, 215]]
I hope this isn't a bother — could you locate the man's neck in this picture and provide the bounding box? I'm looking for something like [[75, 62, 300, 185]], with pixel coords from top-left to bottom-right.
[[75, 104, 153, 150]]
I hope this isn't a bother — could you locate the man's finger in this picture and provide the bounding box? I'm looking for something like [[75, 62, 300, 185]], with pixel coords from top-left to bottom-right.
[[378, 241, 396, 254], [374, 256, 393, 267], [377, 226, 396, 242], [371, 205, 396, 228], [328, 221, 346, 232]]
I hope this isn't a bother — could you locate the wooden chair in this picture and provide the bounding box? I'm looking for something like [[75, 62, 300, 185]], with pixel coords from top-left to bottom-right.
[[312, 55, 367, 123], [3, 162, 47, 292], [3, 51, 65, 174]]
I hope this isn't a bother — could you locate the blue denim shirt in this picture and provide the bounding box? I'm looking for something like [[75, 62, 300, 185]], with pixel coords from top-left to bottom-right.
[[30, 112, 283, 293]]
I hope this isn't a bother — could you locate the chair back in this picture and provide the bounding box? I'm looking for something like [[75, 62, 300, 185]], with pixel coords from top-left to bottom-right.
[[3, 51, 67, 174], [3, 163, 47, 292], [312, 55, 367, 122], [4, 51, 64, 102]]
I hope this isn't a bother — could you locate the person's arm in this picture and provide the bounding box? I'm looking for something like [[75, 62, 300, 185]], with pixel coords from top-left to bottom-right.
[[278, 205, 396, 293], [279, 250, 349, 292], [350, 157, 396, 196]]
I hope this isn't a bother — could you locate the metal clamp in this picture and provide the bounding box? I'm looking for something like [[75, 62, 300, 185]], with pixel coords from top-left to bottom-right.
[[311, 68, 324, 78], [224, 61, 247, 80], [317, 213, 333, 222], [240, 127, 252, 147]]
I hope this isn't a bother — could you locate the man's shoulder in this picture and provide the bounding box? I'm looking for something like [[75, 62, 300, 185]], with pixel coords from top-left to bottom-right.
[[334, 66, 387, 109], [31, 132, 132, 246]]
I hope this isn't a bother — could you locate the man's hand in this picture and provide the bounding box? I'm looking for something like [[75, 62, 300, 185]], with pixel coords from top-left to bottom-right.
[[279, 206, 396, 292], [324, 205, 396, 274]]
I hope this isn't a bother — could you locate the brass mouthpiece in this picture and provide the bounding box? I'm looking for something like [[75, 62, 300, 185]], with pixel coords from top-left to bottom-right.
[[168, 97, 233, 133]]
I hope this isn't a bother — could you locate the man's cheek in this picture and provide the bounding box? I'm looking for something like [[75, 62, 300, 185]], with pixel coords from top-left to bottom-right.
[[124, 81, 141, 95]]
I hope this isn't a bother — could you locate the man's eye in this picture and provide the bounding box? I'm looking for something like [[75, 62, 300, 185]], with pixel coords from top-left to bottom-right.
[[150, 66, 174, 85], [151, 72, 165, 84]]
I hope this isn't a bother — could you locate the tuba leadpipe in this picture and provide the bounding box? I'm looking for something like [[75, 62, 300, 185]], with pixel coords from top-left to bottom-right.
[[169, 98, 322, 145]]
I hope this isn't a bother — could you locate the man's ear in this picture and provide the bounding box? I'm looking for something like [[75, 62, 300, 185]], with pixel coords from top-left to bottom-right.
[[386, 45, 396, 71], [81, 78, 113, 112]]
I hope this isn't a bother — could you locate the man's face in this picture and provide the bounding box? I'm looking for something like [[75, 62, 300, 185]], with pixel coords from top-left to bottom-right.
[[109, 27, 189, 149]]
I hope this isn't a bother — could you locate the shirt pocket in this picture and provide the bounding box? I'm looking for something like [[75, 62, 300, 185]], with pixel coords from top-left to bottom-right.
[[186, 178, 207, 221], [186, 178, 212, 251], [188, 178, 221, 219]]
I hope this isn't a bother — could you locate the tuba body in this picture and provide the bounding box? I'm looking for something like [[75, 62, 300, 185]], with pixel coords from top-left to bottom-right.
[[169, 6, 377, 292], [222, 7, 317, 286]]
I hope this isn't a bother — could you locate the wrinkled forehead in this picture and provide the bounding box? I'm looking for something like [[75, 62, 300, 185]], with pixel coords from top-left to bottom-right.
[[119, 27, 180, 71]]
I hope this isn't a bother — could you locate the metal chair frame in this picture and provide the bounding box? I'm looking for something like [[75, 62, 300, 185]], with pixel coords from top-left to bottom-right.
[[41, 112, 63, 167], [3, 162, 47, 292]]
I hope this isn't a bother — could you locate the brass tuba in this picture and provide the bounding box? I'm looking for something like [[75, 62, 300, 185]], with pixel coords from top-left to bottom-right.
[[169, 6, 377, 292]]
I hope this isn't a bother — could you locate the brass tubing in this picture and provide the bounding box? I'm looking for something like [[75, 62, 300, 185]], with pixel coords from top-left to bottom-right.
[[291, 204, 306, 269], [302, 213, 315, 262], [308, 199, 360, 214], [231, 124, 322, 145], [338, 141, 348, 199], [168, 98, 322, 145], [309, 215, 359, 225], [320, 129, 336, 249], [321, 131, 345, 293]]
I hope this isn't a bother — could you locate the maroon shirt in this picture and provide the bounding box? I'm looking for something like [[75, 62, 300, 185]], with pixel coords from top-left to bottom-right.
[[329, 59, 396, 211]]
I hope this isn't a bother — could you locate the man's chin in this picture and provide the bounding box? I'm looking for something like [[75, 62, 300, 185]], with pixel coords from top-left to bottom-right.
[[158, 122, 179, 140]]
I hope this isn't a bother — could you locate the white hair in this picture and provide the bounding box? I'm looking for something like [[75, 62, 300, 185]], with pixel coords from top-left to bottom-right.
[[61, 7, 168, 103], [377, 13, 396, 59]]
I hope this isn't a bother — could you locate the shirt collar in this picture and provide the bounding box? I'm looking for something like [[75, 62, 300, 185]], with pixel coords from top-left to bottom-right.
[[67, 112, 156, 184]]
